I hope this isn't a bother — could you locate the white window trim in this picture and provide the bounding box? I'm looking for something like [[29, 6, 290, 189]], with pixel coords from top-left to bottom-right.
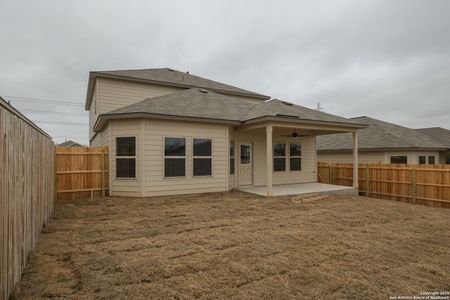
[[115, 136, 137, 180], [163, 136, 187, 179], [193, 138, 213, 177]]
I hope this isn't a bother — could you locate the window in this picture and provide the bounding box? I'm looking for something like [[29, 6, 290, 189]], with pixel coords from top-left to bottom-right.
[[230, 141, 235, 175], [428, 156, 435, 165], [290, 143, 302, 171], [116, 137, 136, 178], [240, 144, 251, 164], [273, 143, 286, 171], [419, 156, 426, 164], [446, 156, 450, 164], [164, 138, 186, 177], [193, 138, 212, 176], [390, 156, 407, 164]]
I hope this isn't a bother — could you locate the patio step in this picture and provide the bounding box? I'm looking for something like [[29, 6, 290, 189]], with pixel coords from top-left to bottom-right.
[[291, 193, 328, 204]]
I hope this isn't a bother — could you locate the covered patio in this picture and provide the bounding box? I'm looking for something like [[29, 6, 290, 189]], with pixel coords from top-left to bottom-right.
[[239, 182, 357, 197]]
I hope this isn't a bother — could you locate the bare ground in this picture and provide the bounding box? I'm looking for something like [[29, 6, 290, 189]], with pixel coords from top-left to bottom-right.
[[12, 191, 450, 299]]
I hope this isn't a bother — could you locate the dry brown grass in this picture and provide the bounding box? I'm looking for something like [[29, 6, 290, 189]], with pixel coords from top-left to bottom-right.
[[12, 191, 450, 299]]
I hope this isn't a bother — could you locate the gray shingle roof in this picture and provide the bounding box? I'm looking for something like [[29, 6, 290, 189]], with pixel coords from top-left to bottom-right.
[[97, 88, 364, 130], [317, 116, 447, 151], [415, 127, 450, 149], [58, 140, 84, 147]]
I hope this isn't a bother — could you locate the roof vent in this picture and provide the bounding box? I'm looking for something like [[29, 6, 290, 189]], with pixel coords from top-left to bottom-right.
[[199, 89, 208, 93], [281, 101, 294, 106]]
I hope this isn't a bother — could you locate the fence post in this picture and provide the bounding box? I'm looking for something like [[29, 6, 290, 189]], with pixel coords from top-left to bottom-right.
[[54, 147, 58, 201], [411, 168, 416, 204], [365, 166, 369, 196], [101, 152, 105, 197], [328, 165, 332, 184]]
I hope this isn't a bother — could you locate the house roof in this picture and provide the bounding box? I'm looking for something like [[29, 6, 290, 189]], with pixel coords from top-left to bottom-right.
[[94, 88, 366, 131], [58, 140, 84, 147], [415, 127, 450, 149], [85, 68, 270, 110], [317, 116, 447, 152]]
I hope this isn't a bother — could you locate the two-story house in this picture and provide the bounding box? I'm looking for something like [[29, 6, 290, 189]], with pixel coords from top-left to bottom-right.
[[86, 68, 365, 197]]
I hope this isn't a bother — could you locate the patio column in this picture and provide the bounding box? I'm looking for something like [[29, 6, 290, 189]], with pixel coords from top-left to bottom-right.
[[352, 131, 359, 188], [266, 123, 273, 196]]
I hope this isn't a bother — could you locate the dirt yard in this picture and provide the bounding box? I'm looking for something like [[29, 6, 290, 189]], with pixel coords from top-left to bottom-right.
[[12, 191, 450, 299]]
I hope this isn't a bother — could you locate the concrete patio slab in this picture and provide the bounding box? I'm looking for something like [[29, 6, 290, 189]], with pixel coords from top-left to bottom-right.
[[239, 182, 357, 197]]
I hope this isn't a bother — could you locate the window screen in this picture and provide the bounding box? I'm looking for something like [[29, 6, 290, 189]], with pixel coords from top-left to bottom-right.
[[164, 138, 186, 177], [116, 137, 136, 178], [193, 138, 212, 176], [390, 156, 407, 164], [273, 143, 286, 171], [290, 143, 301, 171]]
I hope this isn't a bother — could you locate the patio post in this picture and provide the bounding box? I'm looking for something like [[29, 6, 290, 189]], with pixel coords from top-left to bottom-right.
[[266, 123, 273, 196], [352, 131, 359, 188]]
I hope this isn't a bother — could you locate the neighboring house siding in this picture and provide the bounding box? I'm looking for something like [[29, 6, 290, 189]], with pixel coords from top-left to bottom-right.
[[143, 119, 229, 197], [440, 151, 450, 164], [318, 150, 440, 164], [318, 151, 385, 163], [91, 123, 110, 147]]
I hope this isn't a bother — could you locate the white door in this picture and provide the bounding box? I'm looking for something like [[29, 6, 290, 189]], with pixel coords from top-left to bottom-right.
[[239, 142, 253, 185]]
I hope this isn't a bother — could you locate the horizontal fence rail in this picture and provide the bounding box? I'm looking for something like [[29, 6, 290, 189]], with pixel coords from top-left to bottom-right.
[[318, 162, 450, 208], [55, 146, 109, 200], [0, 100, 55, 299]]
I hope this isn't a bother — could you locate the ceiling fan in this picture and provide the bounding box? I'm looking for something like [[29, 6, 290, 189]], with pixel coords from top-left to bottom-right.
[[281, 129, 309, 139]]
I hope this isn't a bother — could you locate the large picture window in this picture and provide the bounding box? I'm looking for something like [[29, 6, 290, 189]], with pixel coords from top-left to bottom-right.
[[116, 137, 136, 178], [193, 138, 212, 176], [290, 143, 302, 171], [391, 156, 407, 164], [230, 141, 235, 175], [164, 137, 186, 177], [273, 143, 286, 172]]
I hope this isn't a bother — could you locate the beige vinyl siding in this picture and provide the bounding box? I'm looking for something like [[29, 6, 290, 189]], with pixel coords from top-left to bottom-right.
[[143, 119, 229, 197], [318, 150, 440, 164], [236, 128, 317, 186], [91, 123, 110, 147], [109, 119, 142, 197], [89, 85, 98, 141], [97, 78, 185, 114], [440, 151, 450, 164]]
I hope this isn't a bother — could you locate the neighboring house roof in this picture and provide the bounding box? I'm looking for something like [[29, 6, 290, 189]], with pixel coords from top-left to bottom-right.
[[415, 127, 450, 149], [58, 140, 84, 147], [85, 68, 270, 109], [317, 116, 447, 152], [94, 88, 366, 131]]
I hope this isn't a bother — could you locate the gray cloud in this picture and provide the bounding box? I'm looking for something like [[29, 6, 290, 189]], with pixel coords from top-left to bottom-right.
[[1, 0, 449, 144]]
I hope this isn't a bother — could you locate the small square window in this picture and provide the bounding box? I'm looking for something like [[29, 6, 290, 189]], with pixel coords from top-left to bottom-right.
[[164, 158, 185, 177], [117, 137, 136, 156], [418, 156, 426, 164], [165, 138, 185, 156], [428, 156, 435, 165], [193, 139, 211, 156], [194, 158, 212, 176]]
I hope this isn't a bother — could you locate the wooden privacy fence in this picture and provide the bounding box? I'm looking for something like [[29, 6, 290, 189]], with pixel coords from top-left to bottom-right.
[[318, 162, 450, 208], [55, 146, 109, 200], [0, 98, 55, 299]]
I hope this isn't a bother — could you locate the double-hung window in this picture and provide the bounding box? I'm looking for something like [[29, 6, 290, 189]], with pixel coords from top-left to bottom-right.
[[418, 156, 426, 164], [164, 138, 186, 177], [273, 143, 286, 172], [116, 137, 136, 178], [290, 143, 302, 171], [230, 141, 235, 175], [193, 138, 212, 176], [428, 156, 435, 165]]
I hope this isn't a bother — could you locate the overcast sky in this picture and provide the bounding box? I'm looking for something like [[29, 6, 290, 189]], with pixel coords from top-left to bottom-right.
[[1, 0, 449, 144]]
